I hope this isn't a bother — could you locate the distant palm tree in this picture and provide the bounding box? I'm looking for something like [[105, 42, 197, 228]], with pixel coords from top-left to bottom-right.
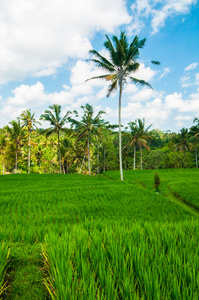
[[0, 132, 7, 174], [40, 104, 71, 174], [68, 104, 105, 175], [189, 118, 199, 168], [125, 119, 151, 170], [172, 128, 190, 168], [5, 120, 26, 173], [20, 109, 41, 173], [86, 31, 159, 180]]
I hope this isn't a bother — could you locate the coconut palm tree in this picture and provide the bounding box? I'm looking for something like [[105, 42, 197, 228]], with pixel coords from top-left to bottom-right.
[[0, 132, 7, 174], [20, 109, 41, 173], [86, 31, 159, 180], [124, 119, 151, 170], [172, 128, 190, 168], [68, 104, 105, 175], [189, 118, 199, 168], [40, 104, 71, 174], [4, 120, 26, 173]]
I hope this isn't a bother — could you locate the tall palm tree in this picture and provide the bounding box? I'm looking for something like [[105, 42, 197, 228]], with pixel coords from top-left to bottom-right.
[[86, 31, 159, 180], [20, 109, 41, 173], [68, 104, 105, 175], [40, 104, 71, 174], [125, 119, 151, 170], [4, 120, 26, 173]]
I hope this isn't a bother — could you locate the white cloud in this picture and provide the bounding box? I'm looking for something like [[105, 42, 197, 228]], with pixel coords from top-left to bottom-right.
[[7, 81, 75, 108], [165, 92, 184, 109], [127, 88, 159, 102], [175, 115, 192, 120], [128, 0, 197, 35], [185, 62, 198, 72], [133, 63, 157, 82], [160, 67, 171, 79], [151, 0, 197, 34], [0, 0, 130, 84], [195, 73, 199, 85], [180, 75, 191, 87]]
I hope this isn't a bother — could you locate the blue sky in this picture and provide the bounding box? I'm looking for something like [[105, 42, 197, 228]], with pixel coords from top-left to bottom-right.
[[0, 0, 199, 132]]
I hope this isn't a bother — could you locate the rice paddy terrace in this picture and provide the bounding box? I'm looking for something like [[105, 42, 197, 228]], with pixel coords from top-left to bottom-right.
[[0, 169, 199, 299]]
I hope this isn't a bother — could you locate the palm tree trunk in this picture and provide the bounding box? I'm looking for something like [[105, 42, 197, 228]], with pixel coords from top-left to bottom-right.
[[184, 151, 186, 168], [58, 130, 61, 174], [2, 159, 5, 174], [79, 152, 86, 174], [87, 134, 91, 175], [118, 84, 124, 180], [140, 146, 143, 170], [134, 145, 136, 170], [15, 145, 18, 174], [103, 146, 106, 172], [63, 163, 65, 174], [28, 131, 30, 174], [97, 145, 99, 174]]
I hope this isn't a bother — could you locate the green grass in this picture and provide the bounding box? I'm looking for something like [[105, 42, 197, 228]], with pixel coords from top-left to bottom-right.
[[0, 170, 198, 299]]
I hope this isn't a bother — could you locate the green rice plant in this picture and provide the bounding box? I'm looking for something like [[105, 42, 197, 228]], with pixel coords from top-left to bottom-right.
[[43, 220, 199, 300], [0, 173, 197, 247], [0, 242, 10, 299], [0, 172, 198, 298], [169, 180, 199, 210]]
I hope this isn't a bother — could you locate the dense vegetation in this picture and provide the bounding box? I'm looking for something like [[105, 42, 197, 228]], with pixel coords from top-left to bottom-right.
[[0, 105, 199, 176], [0, 170, 198, 299]]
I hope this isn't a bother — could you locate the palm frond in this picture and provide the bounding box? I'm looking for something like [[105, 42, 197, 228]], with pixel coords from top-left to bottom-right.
[[151, 60, 160, 65], [87, 58, 115, 72], [85, 74, 116, 83], [88, 50, 115, 69], [125, 62, 140, 73], [107, 79, 118, 97], [130, 77, 153, 89]]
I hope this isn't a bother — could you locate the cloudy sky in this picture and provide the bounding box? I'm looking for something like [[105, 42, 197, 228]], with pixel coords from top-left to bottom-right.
[[0, 0, 199, 131]]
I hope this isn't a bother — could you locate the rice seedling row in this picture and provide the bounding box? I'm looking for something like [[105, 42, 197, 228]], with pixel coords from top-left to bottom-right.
[[43, 220, 199, 300]]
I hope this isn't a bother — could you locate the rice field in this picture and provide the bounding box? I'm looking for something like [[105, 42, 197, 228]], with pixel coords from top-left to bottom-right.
[[169, 180, 199, 210], [0, 170, 198, 299], [43, 221, 199, 300]]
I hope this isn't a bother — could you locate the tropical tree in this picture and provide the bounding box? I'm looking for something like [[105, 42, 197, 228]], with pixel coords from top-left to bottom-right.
[[40, 104, 71, 174], [60, 137, 75, 174], [171, 128, 190, 168], [68, 104, 105, 175], [189, 118, 199, 168], [20, 109, 41, 173], [4, 120, 26, 173], [125, 119, 151, 170], [0, 132, 7, 174], [86, 31, 159, 180]]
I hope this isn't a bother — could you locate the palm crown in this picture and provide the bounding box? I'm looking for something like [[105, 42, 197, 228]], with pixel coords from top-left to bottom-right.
[[87, 32, 159, 96]]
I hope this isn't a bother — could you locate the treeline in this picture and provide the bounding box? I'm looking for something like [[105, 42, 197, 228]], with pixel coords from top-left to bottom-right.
[[0, 103, 198, 174]]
